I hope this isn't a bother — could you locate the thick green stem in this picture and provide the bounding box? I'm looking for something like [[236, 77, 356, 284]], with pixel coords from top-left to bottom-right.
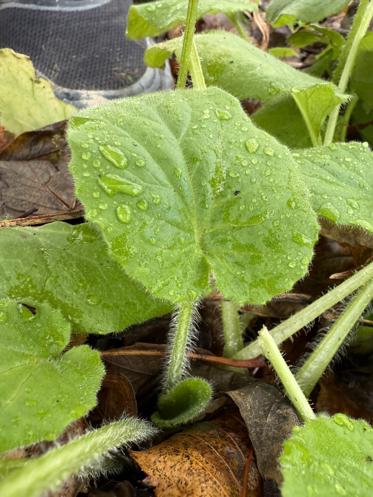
[[324, 0, 373, 145], [165, 300, 196, 390], [0, 419, 155, 497], [176, 0, 200, 89], [258, 326, 316, 421], [234, 261, 373, 360], [296, 279, 373, 396], [189, 40, 206, 89], [221, 301, 244, 357]]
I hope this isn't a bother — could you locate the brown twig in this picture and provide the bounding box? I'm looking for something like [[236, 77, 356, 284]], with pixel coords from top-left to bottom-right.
[[101, 348, 264, 369]]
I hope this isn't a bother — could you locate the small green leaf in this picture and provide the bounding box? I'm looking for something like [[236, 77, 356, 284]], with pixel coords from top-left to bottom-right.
[[254, 85, 350, 147], [280, 414, 373, 497], [267, 0, 350, 27], [145, 32, 347, 146], [351, 32, 373, 113], [68, 88, 319, 304], [292, 85, 347, 145], [0, 299, 104, 452], [293, 142, 373, 233], [127, 0, 258, 40], [0, 222, 170, 333], [268, 47, 298, 59], [0, 49, 74, 136], [151, 377, 213, 428]]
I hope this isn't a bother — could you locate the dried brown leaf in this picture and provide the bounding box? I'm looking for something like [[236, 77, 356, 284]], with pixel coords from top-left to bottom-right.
[[227, 382, 299, 484], [131, 414, 261, 497]]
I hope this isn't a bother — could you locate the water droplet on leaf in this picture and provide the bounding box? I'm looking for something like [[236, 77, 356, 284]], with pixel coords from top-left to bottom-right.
[[116, 204, 131, 224], [245, 139, 259, 154], [98, 174, 143, 197], [99, 145, 128, 169]]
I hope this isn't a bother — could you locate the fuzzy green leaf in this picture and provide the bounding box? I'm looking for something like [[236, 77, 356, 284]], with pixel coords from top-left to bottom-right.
[[0, 418, 156, 497], [0, 222, 170, 333], [145, 32, 347, 145], [127, 0, 258, 40], [267, 0, 350, 27], [351, 32, 373, 113], [146, 31, 342, 102], [0, 299, 104, 452], [0, 49, 74, 136], [68, 88, 319, 304], [280, 414, 373, 497], [294, 142, 373, 232]]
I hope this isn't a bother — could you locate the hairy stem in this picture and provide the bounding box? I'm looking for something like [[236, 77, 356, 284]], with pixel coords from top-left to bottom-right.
[[324, 0, 373, 145], [296, 279, 373, 396], [189, 40, 207, 89], [258, 326, 316, 421], [176, 0, 200, 89], [165, 300, 197, 390], [221, 301, 244, 357], [0, 419, 155, 497], [234, 261, 373, 360]]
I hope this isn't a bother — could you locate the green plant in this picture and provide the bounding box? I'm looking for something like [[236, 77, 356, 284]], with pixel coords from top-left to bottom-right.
[[257, 326, 373, 497], [0, 418, 155, 497], [1, 0, 373, 495]]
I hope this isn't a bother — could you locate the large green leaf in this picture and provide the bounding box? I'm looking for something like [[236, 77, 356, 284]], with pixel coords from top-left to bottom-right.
[[266, 0, 350, 27], [0, 49, 74, 136], [146, 31, 339, 102], [68, 88, 319, 305], [294, 142, 373, 233], [0, 222, 170, 333], [280, 414, 373, 497], [145, 32, 347, 145], [0, 299, 104, 452], [351, 32, 373, 113], [127, 0, 258, 40]]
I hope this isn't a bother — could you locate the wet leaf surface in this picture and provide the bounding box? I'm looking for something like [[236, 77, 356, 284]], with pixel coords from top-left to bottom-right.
[[69, 87, 319, 305]]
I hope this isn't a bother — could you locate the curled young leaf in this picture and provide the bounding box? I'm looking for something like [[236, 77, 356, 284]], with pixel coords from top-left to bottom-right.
[[151, 377, 213, 428], [0, 299, 104, 453], [68, 88, 319, 305], [0, 222, 170, 333], [127, 0, 258, 40]]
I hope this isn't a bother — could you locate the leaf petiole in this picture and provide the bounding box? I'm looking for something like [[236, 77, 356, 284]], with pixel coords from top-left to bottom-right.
[[324, 0, 373, 145], [296, 278, 373, 396], [234, 261, 373, 360], [176, 0, 200, 89], [258, 326, 316, 421]]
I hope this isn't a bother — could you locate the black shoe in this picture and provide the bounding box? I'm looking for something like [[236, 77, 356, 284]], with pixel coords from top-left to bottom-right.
[[0, 0, 172, 107]]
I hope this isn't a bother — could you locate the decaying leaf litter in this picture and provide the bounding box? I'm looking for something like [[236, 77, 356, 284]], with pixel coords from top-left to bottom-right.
[[0, 1, 373, 497]]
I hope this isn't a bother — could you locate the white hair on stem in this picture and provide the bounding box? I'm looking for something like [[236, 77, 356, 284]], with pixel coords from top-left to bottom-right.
[[163, 299, 201, 391]]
